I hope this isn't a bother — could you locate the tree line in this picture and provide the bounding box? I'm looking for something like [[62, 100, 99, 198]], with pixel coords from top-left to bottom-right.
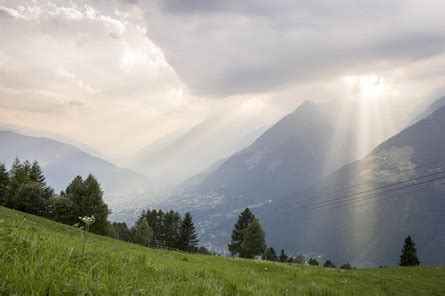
[[110, 209, 210, 254], [0, 158, 110, 234], [0, 159, 421, 264], [227, 208, 420, 267], [0, 158, 208, 254]]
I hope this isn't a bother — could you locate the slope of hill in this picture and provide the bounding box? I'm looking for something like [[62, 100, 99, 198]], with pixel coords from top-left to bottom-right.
[[253, 105, 445, 267], [0, 131, 148, 205], [1, 206, 444, 295], [157, 104, 445, 266], [410, 96, 445, 126], [180, 100, 378, 209]]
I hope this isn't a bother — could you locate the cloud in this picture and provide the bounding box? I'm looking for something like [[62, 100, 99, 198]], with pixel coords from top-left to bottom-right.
[[130, 0, 445, 96]]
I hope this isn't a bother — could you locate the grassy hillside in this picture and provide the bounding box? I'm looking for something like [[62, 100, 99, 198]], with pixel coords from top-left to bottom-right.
[[1, 207, 444, 295]]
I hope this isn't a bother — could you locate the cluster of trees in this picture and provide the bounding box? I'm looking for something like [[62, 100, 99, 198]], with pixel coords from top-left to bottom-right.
[[2, 159, 422, 264], [0, 159, 109, 234], [228, 208, 420, 268], [110, 209, 208, 254]]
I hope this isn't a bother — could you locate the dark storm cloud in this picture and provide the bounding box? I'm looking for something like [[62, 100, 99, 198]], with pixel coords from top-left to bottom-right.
[[130, 0, 445, 96]]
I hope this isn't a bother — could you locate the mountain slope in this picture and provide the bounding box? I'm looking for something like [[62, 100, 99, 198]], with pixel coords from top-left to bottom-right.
[[253, 105, 445, 266], [2, 206, 445, 295], [127, 116, 271, 186], [0, 131, 148, 205]]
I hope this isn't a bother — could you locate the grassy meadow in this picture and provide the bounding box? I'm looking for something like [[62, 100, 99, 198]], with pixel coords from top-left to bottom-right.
[[1, 206, 444, 295]]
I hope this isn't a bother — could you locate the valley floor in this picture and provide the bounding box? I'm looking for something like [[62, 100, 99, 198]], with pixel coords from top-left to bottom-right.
[[0, 206, 444, 295]]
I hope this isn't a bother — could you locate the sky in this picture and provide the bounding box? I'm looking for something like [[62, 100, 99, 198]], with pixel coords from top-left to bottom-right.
[[0, 0, 444, 157]]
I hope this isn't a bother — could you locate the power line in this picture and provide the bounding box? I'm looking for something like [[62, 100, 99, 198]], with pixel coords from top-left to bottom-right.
[[292, 171, 445, 211], [261, 174, 445, 227], [298, 158, 445, 201]]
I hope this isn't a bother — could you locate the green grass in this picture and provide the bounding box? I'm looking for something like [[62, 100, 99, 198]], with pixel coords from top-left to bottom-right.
[[1, 206, 444, 295]]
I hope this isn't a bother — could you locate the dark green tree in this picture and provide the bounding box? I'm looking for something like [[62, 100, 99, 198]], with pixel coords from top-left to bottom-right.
[[6, 158, 29, 207], [81, 175, 110, 235], [52, 195, 79, 225], [340, 262, 352, 270], [279, 249, 288, 262], [12, 183, 50, 216], [145, 209, 166, 247], [263, 247, 278, 261], [228, 208, 255, 256], [308, 258, 319, 266], [0, 163, 9, 205], [240, 218, 266, 259], [28, 160, 45, 184], [399, 235, 420, 266], [161, 210, 181, 248], [178, 212, 199, 252], [55, 176, 86, 224], [133, 218, 153, 247], [323, 260, 336, 268]]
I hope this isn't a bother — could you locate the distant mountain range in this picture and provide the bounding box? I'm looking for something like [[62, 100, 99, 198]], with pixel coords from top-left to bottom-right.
[[147, 97, 445, 267], [171, 104, 445, 266], [0, 131, 149, 206], [126, 115, 271, 187]]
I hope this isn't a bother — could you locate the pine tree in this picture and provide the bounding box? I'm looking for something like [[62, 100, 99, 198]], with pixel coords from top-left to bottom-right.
[[323, 260, 336, 268], [399, 235, 420, 266], [133, 218, 153, 247], [7, 158, 29, 207], [263, 247, 278, 261], [340, 262, 352, 269], [28, 160, 46, 185], [178, 212, 199, 252], [308, 258, 319, 266], [145, 209, 166, 247], [161, 210, 181, 248], [240, 218, 266, 259], [279, 249, 288, 262], [81, 175, 110, 235], [228, 208, 255, 256], [0, 163, 9, 205], [13, 183, 50, 216]]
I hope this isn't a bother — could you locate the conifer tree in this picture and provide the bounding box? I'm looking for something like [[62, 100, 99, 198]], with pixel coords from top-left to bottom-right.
[[263, 247, 278, 261], [340, 262, 352, 269], [133, 218, 153, 247], [399, 235, 420, 266], [0, 163, 9, 205], [228, 207, 255, 256], [279, 249, 288, 262], [161, 210, 181, 248], [323, 260, 336, 268], [82, 175, 110, 235], [308, 258, 319, 266], [178, 212, 199, 252], [240, 218, 266, 259], [13, 183, 49, 216], [7, 158, 29, 207], [28, 160, 46, 185]]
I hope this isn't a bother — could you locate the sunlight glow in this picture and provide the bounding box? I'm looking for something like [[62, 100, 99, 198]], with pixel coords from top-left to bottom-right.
[[343, 74, 387, 100]]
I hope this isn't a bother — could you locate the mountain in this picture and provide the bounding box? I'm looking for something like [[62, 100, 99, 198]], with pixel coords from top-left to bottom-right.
[[127, 116, 271, 187], [194, 106, 445, 266], [179, 100, 374, 207], [410, 96, 445, 125], [0, 130, 149, 206]]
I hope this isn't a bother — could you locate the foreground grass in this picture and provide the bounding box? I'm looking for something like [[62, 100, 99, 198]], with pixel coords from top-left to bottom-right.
[[0, 207, 444, 295]]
